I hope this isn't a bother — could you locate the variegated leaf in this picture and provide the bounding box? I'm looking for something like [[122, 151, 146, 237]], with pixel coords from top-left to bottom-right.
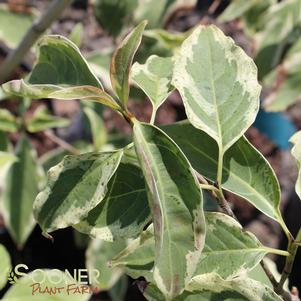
[[132, 55, 174, 119], [143, 274, 284, 301], [74, 161, 150, 241], [34, 150, 123, 234], [255, 0, 301, 79], [185, 273, 284, 301], [29, 35, 102, 88], [172, 25, 261, 152], [110, 21, 147, 107], [1, 35, 121, 111], [164, 122, 283, 223], [3, 80, 120, 111], [112, 212, 285, 283], [133, 121, 205, 299], [194, 212, 287, 278], [112, 225, 154, 281]]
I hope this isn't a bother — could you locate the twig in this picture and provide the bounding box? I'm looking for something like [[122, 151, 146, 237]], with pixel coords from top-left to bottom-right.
[[214, 187, 237, 220], [208, 0, 221, 15], [260, 260, 278, 288], [276, 229, 301, 298], [261, 257, 291, 301], [195, 170, 237, 220], [44, 130, 80, 155], [0, 0, 73, 83]]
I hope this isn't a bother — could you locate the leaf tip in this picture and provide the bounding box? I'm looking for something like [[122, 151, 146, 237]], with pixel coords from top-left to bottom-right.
[[42, 231, 54, 243]]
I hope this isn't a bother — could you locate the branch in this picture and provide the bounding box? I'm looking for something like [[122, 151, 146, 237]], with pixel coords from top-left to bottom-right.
[[44, 130, 80, 155], [208, 0, 221, 15], [0, 0, 73, 83], [196, 170, 236, 219], [260, 260, 278, 287], [276, 228, 301, 299]]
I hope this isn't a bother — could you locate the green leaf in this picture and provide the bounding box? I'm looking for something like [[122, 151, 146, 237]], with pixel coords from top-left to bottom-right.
[[172, 25, 261, 152], [33, 150, 123, 234], [1, 136, 43, 247], [74, 161, 150, 241], [93, 0, 196, 37], [290, 131, 301, 200], [83, 106, 107, 151], [2, 270, 91, 301], [133, 121, 206, 299], [94, 0, 138, 37], [163, 122, 283, 223], [2, 80, 120, 111], [0, 131, 11, 152], [26, 106, 70, 133], [86, 239, 126, 290], [110, 21, 147, 107], [0, 244, 11, 290], [134, 0, 197, 29], [132, 55, 174, 118], [0, 109, 19, 133], [0, 4, 34, 48]]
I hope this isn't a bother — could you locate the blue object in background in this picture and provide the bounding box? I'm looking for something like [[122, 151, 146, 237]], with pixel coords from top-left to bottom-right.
[[253, 109, 296, 150]]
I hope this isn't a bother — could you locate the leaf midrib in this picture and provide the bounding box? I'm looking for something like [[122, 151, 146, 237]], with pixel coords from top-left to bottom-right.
[[202, 247, 266, 255], [206, 30, 223, 149], [135, 125, 175, 294]]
